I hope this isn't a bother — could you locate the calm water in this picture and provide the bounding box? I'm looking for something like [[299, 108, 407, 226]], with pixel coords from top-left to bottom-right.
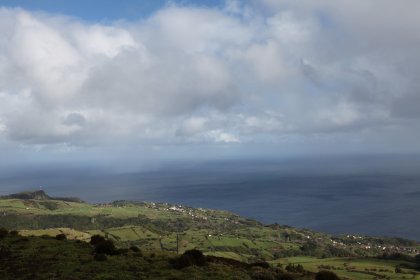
[[1, 157, 420, 240]]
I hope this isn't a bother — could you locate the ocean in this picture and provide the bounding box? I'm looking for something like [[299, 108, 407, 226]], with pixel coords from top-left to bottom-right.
[[1, 156, 420, 240]]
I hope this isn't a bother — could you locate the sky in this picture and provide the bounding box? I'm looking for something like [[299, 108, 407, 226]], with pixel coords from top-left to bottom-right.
[[0, 0, 420, 171]]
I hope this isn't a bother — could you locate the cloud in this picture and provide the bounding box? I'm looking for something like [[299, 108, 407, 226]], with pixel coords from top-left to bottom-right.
[[62, 113, 87, 127], [0, 1, 419, 156], [206, 130, 240, 143]]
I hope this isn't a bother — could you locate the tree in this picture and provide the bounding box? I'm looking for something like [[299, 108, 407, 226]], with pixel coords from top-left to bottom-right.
[[90, 235, 106, 246], [172, 249, 206, 269], [55, 233, 67, 240], [395, 265, 402, 273], [94, 240, 116, 255], [90, 235, 116, 255], [315, 271, 340, 280], [0, 228, 8, 239]]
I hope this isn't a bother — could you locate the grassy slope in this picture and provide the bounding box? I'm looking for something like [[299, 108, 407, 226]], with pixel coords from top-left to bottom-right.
[[274, 256, 420, 280], [0, 234, 265, 280], [1, 196, 420, 279]]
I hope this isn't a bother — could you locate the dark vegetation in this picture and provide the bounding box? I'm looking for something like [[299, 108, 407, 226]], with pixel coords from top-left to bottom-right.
[[171, 249, 207, 269], [0, 228, 317, 280], [55, 233, 67, 240], [315, 271, 340, 280]]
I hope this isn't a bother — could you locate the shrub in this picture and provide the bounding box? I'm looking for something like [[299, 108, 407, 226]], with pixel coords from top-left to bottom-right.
[[9, 230, 18, 236], [114, 248, 129, 255], [251, 261, 271, 269], [0, 228, 8, 239], [172, 249, 206, 269], [315, 271, 340, 280], [130, 246, 141, 253], [94, 240, 116, 255], [90, 235, 106, 246], [251, 269, 275, 280], [55, 233, 67, 240], [395, 265, 402, 273], [18, 237, 29, 242], [415, 254, 420, 264], [0, 246, 12, 259], [39, 201, 59, 211], [285, 264, 305, 273], [94, 253, 107, 261], [90, 235, 116, 255], [276, 273, 295, 280]]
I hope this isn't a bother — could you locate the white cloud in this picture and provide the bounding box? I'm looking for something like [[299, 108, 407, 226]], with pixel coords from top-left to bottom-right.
[[7, 11, 86, 104], [0, 2, 419, 156], [72, 24, 137, 58], [177, 117, 208, 136], [206, 130, 240, 143]]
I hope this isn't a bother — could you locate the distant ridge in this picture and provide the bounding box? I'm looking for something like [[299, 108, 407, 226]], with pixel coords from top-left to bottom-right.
[[1, 190, 84, 203]]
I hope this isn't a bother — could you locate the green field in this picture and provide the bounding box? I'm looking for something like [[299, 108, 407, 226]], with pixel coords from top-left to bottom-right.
[[273, 256, 420, 280], [1, 191, 420, 279]]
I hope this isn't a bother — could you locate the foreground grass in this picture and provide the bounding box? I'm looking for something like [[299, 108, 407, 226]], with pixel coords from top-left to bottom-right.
[[1, 192, 420, 280], [274, 256, 420, 280], [0, 233, 273, 280]]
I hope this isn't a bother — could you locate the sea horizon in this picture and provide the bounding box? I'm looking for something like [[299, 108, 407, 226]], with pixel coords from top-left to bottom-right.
[[2, 155, 420, 241]]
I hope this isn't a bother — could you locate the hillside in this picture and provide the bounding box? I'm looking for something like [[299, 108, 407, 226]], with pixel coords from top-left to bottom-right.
[[1, 190, 84, 203], [1, 191, 420, 280], [0, 230, 312, 280]]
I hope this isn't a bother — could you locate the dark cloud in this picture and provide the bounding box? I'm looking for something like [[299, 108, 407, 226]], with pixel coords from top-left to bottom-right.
[[62, 113, 86, 127], [391, 91, 420, 118]]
